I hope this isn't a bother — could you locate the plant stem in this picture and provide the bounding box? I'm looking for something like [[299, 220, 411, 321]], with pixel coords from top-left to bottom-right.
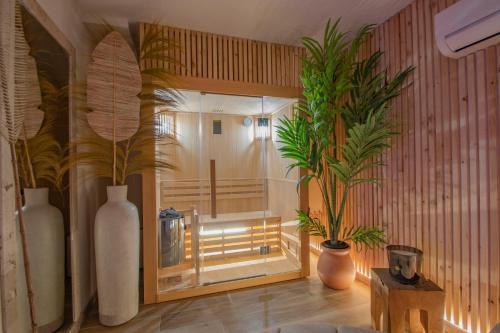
[[331, 124, 338, 241], [335, 182, 350, 241], [10, 142, 39, 333], [22, 125, 36, 188], [121, 139, 131, 185], [112, 36, 117, 186], [17, 148, 29, 188], [317, 175, 334, 239]]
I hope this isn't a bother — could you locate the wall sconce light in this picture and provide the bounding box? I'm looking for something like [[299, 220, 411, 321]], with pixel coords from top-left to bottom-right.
[[255, 117, 270, 139]]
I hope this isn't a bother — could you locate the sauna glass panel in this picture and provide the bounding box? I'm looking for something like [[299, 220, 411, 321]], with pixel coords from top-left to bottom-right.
[[263, 96, 302, 276], [197, 93, 268, 285], [157, 90, 203, 292], [156, 91, 302, 293]]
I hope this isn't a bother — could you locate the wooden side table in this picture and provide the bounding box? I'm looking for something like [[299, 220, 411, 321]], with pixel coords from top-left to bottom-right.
[[370, 268, 445, 333]]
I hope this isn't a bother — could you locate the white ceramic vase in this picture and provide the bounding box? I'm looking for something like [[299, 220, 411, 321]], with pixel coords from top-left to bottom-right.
[[95, 185, 139, 326], [16, 187, 65, 333]]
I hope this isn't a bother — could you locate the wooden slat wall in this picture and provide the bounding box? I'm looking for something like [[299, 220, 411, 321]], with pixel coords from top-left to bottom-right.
[[140, 23, 305, 89], [344, 0, 500, 332]]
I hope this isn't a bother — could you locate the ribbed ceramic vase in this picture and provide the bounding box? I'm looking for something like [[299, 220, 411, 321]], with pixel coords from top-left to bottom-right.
[[317, 242, 356, 290], [16, 187, 65, 333], [95, 185, 139, 326]]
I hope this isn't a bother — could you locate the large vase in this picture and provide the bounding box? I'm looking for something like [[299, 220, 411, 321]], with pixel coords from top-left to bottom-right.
[[317, 242, 355, 290], [95, 185, 139, 326], [16, 187, 65, 333]]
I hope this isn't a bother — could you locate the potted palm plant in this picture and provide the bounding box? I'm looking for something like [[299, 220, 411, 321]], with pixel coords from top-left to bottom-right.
[[276, 20, 413, 289]]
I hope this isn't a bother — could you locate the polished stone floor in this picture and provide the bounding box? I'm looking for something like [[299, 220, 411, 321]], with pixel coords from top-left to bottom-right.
[[79, 255, 371, 333]]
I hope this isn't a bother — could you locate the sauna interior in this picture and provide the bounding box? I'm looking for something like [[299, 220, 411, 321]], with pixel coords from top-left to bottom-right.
[[156, 92, 301, 292], [2, 0, 500, 333]]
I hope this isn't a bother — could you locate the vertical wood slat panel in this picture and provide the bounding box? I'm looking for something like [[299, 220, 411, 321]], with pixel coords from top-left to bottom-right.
[[343, 1, 500, 332], [202, 32, 207, 78], [207, 34, 213, 79], [140, 23, 302, 89], [217, 34, 223, 80], [186, 29, 191, 76], [213, 35, 218, 80]]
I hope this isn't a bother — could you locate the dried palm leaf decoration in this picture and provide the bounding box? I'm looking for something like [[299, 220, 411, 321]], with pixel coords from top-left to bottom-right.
[[78, 25, 177, 186], [0, 2, 39, 332], [14, 9, 43, 190], [86, 31, 142, 185]]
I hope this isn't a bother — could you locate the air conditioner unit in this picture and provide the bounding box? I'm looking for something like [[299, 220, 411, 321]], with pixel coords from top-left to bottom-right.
[[435, 0, 500, 58]]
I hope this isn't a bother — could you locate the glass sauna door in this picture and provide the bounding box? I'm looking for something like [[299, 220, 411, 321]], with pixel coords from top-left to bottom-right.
[[157, 91, 302, 294], [197, 93, 269, 285]]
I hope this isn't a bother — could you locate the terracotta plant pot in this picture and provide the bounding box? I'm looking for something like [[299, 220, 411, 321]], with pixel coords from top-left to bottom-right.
[[317, 241, 355, 289]]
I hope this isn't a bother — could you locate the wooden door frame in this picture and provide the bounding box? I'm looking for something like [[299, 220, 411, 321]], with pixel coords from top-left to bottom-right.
[[142, 77, 308, 304]]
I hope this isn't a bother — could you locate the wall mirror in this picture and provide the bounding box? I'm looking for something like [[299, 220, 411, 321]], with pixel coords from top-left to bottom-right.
[[14, 2, 75, 331]]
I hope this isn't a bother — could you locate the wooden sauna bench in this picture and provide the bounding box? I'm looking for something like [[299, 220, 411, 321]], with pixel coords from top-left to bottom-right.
[[183, 211, 282, 262]]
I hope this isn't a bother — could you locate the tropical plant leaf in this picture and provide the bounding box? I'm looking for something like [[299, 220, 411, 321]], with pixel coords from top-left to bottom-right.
[[342, 50, 414, 131], [297, 210, 327, 239], [342, 225, 386, 251], [275, 112, 313, 173], [330, 116, 393, 187]]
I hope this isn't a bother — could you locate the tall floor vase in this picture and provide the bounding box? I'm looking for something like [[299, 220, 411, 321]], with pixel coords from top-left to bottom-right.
[[16, 187, 65, 333], [95, 185, 139, 326]]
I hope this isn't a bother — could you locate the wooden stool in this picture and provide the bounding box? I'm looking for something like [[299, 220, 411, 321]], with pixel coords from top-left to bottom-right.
[[370, 268, 445, 333]]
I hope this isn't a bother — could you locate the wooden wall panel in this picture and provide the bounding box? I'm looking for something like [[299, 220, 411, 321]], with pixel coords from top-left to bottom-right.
[[342, 1, 500, 332], [140, 23, 305, 96], [159, 112, 266, 214]]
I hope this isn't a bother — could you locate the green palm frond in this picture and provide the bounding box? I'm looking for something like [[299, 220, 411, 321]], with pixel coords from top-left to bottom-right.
[[341, 225, 386, 251], [297, 210, 328, 239], [329, 116, 393, 186], [343, 51, 414, 130], [275, 113, 312, 174]]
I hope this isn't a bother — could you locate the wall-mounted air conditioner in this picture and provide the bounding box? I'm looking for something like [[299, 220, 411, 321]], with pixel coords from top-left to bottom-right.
[[435, 0, 500, 58]]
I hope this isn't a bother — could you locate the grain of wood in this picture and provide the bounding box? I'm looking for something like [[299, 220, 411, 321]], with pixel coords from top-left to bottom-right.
[[337, 1, 500, 331]]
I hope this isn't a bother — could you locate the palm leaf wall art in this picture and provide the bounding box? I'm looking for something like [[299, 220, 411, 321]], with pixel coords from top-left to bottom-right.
[[14, 6, 71, 205], [79, 26, 178, 185], [16, 78, 71, 200], [15, 21, 44, 190], [86, 31, 142, 185], [0, 3, 40, 332]]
